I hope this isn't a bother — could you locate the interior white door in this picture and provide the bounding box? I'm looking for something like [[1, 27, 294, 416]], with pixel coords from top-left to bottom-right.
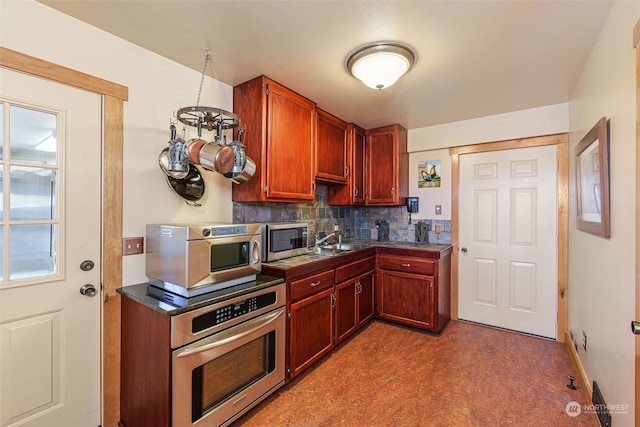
[[0, 69, 101, 426], [458, 145, 558, 339]]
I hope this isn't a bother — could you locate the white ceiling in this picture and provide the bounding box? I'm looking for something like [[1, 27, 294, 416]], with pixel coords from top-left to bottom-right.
[[38, 0, 614, 130]]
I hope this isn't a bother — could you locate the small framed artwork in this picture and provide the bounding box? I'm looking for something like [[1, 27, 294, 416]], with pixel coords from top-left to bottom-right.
[[418, 160, 441, 188], [575, 117, 610, 238]]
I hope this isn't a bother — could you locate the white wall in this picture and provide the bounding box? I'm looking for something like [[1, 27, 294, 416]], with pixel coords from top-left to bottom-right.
[[568, 1, 639, 425], [407, 103, 570, 219], [1, 0, 236, 285]]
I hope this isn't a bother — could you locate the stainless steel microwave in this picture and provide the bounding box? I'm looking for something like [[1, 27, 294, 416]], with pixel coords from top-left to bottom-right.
[[145, 223, 262, 297], [262, 222, 308, 262]]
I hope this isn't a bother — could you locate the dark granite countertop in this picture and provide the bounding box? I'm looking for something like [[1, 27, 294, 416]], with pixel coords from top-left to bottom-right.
[[117, 274, 284, 316], [263, 239, 452, 269]]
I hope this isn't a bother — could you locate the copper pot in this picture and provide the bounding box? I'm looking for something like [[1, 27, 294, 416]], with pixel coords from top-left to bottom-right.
[[186, 138, 207, 164], [198, 142, 234, 174]]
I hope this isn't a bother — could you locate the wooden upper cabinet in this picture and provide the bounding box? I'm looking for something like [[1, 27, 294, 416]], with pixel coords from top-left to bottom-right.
[[365, 124, 408, 206], [232, 75, 316, 203], [328, 123, 366, 205], [315, 109, 348, 184]]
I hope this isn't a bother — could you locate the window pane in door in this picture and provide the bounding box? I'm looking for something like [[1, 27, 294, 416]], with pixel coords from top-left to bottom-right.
[[0, 103, 4, 160], [10, 105, 57, 165], [0, 226, 3, 281], [10, 224, 57, 280], [9, 166, 56, 221], [0, 166, 3, 221]]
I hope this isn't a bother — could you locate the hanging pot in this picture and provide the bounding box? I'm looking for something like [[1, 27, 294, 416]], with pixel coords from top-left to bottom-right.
[[223, 143, 256, 184], [166, 163, 205, 204], [186, 138, 207, 164], [166, 138, 189, 178], [158, 146, 188, 179], [198, 142, 235, 174]]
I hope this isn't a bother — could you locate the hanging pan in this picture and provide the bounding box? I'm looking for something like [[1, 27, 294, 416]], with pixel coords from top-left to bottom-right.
[[166, 163, 205, 204]]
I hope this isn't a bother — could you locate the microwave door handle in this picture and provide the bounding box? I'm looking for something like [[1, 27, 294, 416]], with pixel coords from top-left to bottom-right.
[[176, 309, 284, 358]]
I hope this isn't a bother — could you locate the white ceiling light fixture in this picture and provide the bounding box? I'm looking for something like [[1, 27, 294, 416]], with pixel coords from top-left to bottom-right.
[[347, 42, 416, 90]]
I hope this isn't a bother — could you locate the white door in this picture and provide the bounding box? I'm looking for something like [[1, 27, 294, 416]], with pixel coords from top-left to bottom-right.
[[458, 145, 558, 339], [0, 69, 102, 426]]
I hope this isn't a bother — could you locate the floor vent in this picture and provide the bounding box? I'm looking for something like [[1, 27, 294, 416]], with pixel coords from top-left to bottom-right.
[[592, 381, 611, 427]]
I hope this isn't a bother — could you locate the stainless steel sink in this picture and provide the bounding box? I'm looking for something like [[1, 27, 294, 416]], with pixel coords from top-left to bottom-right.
[[308, 242, 367, 256], [320, 243, 366, 251]]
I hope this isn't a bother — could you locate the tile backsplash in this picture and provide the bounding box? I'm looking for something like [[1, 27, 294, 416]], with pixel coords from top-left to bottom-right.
[[233, 185, 451, 245]]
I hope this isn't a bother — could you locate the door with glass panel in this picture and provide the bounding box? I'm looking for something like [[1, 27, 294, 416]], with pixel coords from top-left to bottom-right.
[[0, 68, 101, 426]]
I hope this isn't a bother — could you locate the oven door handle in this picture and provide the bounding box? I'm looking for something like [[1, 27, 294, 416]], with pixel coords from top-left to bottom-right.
[[176, 309, 284, 358]]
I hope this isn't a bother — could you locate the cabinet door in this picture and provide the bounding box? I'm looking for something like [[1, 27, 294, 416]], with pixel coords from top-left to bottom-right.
[[351, 125, 366, 204], [328, 123, 365, 205], [357, 271, 374, 326], [289, 287, 334, 379], [377, 270, 434, 330], [366, 127, 396, 204], [335, 278, 357, 344], [316, 109, 347, 184], [365, 124, 407, 206], [265, 81, 316, 201]]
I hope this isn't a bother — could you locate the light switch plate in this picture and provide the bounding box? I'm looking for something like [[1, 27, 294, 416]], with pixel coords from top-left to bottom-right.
[[435, 205, 442, 215]]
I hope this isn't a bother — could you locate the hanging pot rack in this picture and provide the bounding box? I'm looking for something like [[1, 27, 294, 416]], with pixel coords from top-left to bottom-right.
[[176, 106, 240, 133], [159, 48, 255, 205]]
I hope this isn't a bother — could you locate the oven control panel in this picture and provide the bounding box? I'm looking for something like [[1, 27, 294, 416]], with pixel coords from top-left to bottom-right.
[[192, 292, 277, 334]]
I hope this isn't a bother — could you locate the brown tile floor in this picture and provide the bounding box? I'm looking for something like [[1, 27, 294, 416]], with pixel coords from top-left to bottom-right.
[[234, 320, 598, 426]]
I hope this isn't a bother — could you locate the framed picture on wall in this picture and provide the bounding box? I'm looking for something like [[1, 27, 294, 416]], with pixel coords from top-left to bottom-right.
[[575, 117, 610, 238]]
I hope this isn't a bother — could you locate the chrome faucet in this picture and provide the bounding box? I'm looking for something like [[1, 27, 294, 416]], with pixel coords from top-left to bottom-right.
[[315, 232, 335, 247]]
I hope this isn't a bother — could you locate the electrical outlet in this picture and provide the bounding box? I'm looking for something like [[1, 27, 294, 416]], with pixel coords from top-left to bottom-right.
[[123, 237, 144, 256], [582, 331, 587, 351], [434, 223, 442, 234]]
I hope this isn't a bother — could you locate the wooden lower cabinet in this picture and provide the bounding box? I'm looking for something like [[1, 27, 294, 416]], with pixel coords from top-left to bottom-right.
[[376, 249, 451, 333], [289, 287, 335, 379], [357, 271, 374, 325], [377, 269, 435, 330], [335, 271, 375, 344]]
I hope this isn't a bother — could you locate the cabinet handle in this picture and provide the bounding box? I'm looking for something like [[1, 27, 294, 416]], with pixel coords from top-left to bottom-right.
[[354, 188, 359, 197], [399, 263, 411, 267], [345, 166, 349, 177], [310, 281, 321, 287], [332, 292, 336, 308], [429, 282, 433, 292], [356, 282, 361, 294], [391, 187, 395, 196]]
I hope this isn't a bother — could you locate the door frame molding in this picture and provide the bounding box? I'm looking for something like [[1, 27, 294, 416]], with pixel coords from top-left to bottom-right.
[[633, 18, 639, 427], [0, 47, 127, 427], [449, 133, 568, 341]]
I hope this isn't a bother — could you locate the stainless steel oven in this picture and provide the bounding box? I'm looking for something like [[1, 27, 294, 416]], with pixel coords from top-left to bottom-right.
[[170, 282, 286, 427]]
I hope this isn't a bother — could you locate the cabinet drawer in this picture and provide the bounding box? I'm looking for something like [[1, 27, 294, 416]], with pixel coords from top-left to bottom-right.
[[378, 255, 434, 275], [335, 256, 375, 283], [290, 270, 335, 302]]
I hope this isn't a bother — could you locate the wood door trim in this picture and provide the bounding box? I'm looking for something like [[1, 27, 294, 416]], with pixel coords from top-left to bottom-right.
[[0, 48, 125, 426], [449, 133, 568, 342], [634, 17, 639, 427], [0, 47, 128, 101]]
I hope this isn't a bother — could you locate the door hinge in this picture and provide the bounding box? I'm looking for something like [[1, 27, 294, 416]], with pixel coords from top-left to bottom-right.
[[265, 87, 269, 96], [287, 310, 291, 319], [287, 366, 290, 374]]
